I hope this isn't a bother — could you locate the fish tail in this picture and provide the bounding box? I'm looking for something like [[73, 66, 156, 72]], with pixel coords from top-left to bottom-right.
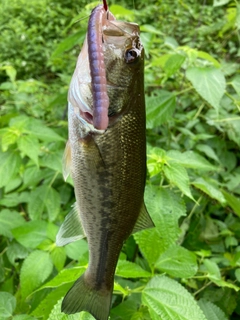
[[61, 274, 111, 320]]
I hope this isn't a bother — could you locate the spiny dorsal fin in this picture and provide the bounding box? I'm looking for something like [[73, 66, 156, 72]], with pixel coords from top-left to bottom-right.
[[56, 202, 85, 247], [132, 202, 155, 234], [62, 140, 71, 181]]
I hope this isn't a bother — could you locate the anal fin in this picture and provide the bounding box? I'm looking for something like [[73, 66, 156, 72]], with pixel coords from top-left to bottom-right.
[[56, 202, 85, 246], [132, 202, 155, 234]]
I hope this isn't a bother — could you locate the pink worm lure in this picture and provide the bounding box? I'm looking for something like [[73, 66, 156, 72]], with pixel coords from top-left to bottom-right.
[[87, 1, 111, 130]]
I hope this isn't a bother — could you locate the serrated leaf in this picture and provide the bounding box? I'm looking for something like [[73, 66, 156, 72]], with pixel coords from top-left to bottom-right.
[[142, 275, 207, 320], [28, 186, 60, 221], [192, 178, 226, 204], [167, 150, 217, 170], [31, 283, 72, 319], [155, 245, 198, 278], [186, 67, 226, 111], [222, 190, 240, 217], [164, 54, 185, 76], [164, 163, 194, 200], [37, 267, 85, 291], [196, 144, 220, 163], [50, 247, 66, 272], [12, 220, 48, 248], [0, 292, 16, 318], [134, 186, 186, 267], [146, 91, 176, 128], [18, 135, 39, 166], [48, 298, 95, 320], [116, 260, 151, 278], [20, 250, 53, 299], [0, 209, 25, 237], [198, 299, 228, 320], [6, 241, 29, 265], [0, 150, 22, 188]]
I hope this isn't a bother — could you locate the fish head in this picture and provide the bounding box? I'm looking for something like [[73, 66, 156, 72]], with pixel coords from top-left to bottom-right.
[[68, 13, 144, 133], [102, 20, 145, 121]]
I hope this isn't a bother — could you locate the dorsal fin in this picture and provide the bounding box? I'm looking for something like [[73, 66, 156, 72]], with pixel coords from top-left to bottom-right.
[[56, 203, 85, 247], [132, 202, 155, 234]]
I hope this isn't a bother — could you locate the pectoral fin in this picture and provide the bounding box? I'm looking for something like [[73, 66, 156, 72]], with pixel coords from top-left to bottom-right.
[[56, 203, 85, 246], [63, 140, 71, 181], [132, 202, 155, 234]]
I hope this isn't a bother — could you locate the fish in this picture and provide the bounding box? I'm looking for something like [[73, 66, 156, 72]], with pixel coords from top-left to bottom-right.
[[56, 2, 154, 320]]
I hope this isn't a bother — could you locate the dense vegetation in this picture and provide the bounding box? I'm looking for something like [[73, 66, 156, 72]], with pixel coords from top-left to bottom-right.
[[0, 0, 240, 319]]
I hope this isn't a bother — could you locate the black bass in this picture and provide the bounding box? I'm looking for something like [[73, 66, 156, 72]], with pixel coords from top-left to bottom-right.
[[56, 2, 154, 320]]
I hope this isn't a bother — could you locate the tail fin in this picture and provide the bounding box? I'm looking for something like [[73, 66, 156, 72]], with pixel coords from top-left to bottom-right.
[[61, 274, 112, 320]]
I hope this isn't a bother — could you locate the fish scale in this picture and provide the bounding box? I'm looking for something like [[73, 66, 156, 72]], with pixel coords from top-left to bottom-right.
[[56, 3, 154, 320]]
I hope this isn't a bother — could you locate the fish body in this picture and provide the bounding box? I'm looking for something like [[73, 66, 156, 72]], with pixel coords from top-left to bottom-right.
[[57, 5, 154, 320]]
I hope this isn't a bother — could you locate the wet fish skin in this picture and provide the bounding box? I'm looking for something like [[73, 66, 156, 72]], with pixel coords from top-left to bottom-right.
[[59, 5, 154, 320]]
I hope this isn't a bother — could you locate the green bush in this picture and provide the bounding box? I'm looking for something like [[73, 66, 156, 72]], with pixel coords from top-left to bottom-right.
[[0, 0, 240, 319]]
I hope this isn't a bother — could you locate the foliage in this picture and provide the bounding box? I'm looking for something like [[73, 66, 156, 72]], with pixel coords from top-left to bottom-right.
[[0, 0, 240, 319]]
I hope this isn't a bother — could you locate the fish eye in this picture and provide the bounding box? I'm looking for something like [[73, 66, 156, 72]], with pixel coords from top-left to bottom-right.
[[125, 48, 139, 64]]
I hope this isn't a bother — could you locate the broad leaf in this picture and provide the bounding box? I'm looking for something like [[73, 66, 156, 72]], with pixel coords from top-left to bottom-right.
[[18, 135, 39, 166], [0, 150, 21, 188], [12, 220, 48, 248], [222, 190, 240, 217], [0, 292, 16, 318], [142, 276, 207, 320], [192, 178, 226, 204], [146, 90, 176, 128], [20, 250, 53, 299], [155, 245, 198, 278], [198, 299, 228, 320], [116, 260, 151, 278], [0, 209, 25, 237], [186, 66, 226, 111]]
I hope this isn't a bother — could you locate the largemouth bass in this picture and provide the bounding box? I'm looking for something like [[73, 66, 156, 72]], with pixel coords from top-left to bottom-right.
[[56, 3, 154, 320]]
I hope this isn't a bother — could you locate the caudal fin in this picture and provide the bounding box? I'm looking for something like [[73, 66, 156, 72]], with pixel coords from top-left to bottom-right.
[[61, 274, 112, 320]]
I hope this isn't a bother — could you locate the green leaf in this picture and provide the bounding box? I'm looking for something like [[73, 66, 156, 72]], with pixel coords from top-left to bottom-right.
[[0, 209, 25, 237], [155, 245, 198, 278], [196, 144, 220, 163], [222, 190, 240, 217], [20, 250, 53, 299], [48, 298, 95, 320], [51, 31, 85, 58], [198, 299, 228, 320], [27, 118, 64, 142], [164, 54, 186, 76], [213, 0, 230, 6], [6, 241, 29, 265], [116, 260, 151, 278], [0, 292, 16, 318], [18, 135, 39, 166], [146, 91, 176, 128], [28, 186, 61, 221], [166, 150, 217, 171], [231, 75, 240, 96], [186, 67, 226, 111], [192, 178, 226, 204], [50, 246, 66, 272], [12, 220, 48, 248], [110, 5, 134, 17], [164, 163, 194, 200], [204, 259, 221, 280], [31, 283, 72, 319], [65, 239, 88, 261], [0, 150, 22, 188], [134, 186, 186, 267], [142, 275, 207, 320], [196, 51, 220, 68], [13, 315, 37, 320], [37, 267, 85, 291]]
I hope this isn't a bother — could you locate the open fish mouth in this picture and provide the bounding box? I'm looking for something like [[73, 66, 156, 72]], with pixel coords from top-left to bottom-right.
[[68, 4, 143, 133]]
